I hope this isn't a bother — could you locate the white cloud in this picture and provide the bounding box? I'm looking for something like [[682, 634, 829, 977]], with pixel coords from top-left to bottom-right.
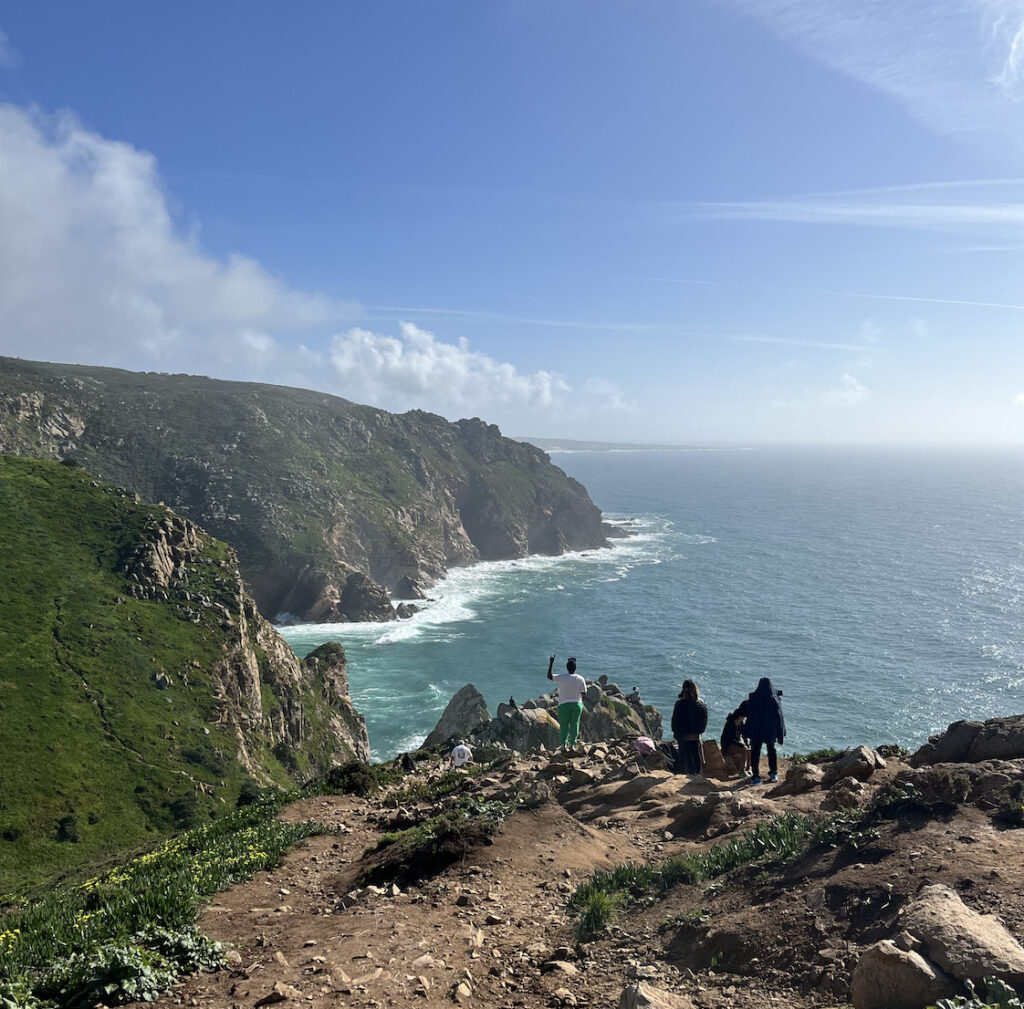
[[327, 322, 574, 413], [1015, 391, 1024, 405], [0, 103, 351, 373], [820, 374, 872, 407], [0, 102, 632, 433]]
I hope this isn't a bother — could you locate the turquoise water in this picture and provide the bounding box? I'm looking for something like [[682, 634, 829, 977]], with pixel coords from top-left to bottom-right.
[[282, 447, 1024, 761]]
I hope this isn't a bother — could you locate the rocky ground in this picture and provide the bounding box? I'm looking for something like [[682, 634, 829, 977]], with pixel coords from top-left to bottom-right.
[[138, 717, 1024, 1009]]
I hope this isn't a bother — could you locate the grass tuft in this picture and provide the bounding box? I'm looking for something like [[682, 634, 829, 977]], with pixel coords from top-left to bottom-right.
[[573, 891, 622, 942]]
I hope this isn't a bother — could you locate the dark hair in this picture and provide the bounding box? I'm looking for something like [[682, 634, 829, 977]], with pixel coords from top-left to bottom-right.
[[679, 679, 700, 701], [566, 657, 577, 673]]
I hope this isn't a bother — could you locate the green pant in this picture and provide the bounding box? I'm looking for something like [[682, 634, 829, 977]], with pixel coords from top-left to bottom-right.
[[558, 701, 584, 747]]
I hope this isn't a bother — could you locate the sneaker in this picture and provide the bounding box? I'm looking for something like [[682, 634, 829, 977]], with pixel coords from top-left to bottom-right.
[[769, 772, 778, 783], [751, 776, 761, 785]]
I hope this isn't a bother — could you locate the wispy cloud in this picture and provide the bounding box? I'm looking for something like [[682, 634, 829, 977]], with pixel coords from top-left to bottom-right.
[[0, 26, 18, 70], [723, 334, 883, 353], [688, 194, 1024, 233], [832, 290, 1024, 312], [718, 0, 1024, 147], [820, 374, 872, 408], [366, 304, 667, 334]]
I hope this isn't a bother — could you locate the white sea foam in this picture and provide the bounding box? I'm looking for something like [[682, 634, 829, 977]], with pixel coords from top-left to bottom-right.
[[280, 512, 673, 651]]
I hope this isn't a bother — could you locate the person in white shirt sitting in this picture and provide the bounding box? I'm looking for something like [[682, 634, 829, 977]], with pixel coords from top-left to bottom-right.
[[547, 654, 587, 751], [449, 740, 473, 770]]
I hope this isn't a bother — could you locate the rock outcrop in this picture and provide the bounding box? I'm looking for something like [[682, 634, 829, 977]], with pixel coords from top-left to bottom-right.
[[423, 679, 663, 753], [423, 685, 492, 748], [0, 356, 610, 622], [911, 715, 1024, 766]]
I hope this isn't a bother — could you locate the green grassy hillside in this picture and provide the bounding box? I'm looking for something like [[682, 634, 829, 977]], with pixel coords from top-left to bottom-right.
[[0, 456, 364, 895]]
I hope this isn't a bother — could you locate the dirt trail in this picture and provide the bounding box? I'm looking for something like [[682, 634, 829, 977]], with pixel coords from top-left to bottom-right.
[[141, 746, 1024, 1009]]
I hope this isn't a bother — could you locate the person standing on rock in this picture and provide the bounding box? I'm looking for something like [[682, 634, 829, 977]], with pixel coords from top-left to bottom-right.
[[671, 679, 708, 774], [745, 677, 785, 785], [547, 655, 586, 751]]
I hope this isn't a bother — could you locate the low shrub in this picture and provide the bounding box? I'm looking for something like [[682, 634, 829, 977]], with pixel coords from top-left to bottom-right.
[[790, 748, 842, 766], [932, 976, 1022, 1008], [876, 744, 910, 760], [359, 796, 512, 886], [309, 761, 402, 798]]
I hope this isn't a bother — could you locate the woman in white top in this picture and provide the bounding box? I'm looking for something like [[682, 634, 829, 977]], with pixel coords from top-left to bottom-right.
[[547, 655, 586, 750]]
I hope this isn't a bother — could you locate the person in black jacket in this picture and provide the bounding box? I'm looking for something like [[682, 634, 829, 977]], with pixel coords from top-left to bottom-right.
[[671, 679, 708, 774], [720, 708, 751, 776], [745, 677, 785, 784]]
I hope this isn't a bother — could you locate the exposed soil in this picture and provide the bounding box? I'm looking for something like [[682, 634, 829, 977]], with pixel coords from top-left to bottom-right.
[[139, 749, 1024, 1009]]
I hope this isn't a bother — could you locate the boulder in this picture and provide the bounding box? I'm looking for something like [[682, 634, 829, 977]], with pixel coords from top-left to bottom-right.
[[699, 740, 731, 780], [584, 683, 603, 709], [897, 884, 1024, 986], [338, 571, 397, 622], [912, 715, 1024, 765], [478, 706, 561, 752], [617, 982, 696, 1009], [822, 776, 869, 811], [851, 940, 958, 1009], [821, 745, 886, 788], [393, 573, 432, 600], [768, 763, 824, 797], [423, 684, 491, 748]]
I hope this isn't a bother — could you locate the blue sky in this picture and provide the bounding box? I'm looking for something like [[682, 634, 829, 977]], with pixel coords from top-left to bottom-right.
[[2, 1, 1024, 443]]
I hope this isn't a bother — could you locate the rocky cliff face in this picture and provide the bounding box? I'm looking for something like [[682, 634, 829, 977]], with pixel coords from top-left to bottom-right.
[[0, 357, 609, 622], [120, 508, 369, 771]]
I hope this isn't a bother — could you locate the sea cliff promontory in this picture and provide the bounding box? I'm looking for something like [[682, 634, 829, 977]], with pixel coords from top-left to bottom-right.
[[0, 357, 610, 623]]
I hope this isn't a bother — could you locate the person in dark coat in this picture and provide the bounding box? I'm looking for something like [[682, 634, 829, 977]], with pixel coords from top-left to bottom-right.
[[720, 708, 751, 776], [745, 677, 785, 784], [671, 679, 708, 774]]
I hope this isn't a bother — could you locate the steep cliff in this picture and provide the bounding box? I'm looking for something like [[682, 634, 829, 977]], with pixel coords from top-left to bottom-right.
[[0, 455, 367, 891], [0, 357, 609, 622]]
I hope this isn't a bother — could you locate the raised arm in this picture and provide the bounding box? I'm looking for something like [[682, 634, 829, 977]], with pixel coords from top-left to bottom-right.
[[547, 655, 555, 681]]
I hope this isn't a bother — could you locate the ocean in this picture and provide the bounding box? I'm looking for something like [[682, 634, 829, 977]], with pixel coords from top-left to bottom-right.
[[281, 446, 1024, 762]]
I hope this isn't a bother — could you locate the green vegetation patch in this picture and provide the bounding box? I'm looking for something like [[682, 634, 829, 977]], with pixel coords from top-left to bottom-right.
[[0, 796, 325, 1008], [789, 748, 842, 765], [358, 796, 513, 887], [568, 809, 875, 939], [306, 761, 403, 799]]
